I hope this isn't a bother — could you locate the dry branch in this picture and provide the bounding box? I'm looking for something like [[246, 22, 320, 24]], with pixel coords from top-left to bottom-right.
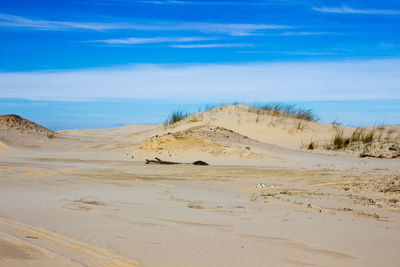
[[145, 157, 209, 165]]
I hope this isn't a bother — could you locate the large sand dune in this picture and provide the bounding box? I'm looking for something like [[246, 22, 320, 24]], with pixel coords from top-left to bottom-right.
[[1, 106, 399, 266], [132, 105, 400, 161]]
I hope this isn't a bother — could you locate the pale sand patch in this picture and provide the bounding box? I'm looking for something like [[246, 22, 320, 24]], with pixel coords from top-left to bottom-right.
[[0, 140, 13, 151], [0, 217, 138, 266], [140, 134, 217, 151]]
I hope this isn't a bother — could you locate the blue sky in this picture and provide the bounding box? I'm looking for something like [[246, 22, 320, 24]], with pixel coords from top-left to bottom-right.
[[1, 0, 400, 70], [0, 0, 399, 128]]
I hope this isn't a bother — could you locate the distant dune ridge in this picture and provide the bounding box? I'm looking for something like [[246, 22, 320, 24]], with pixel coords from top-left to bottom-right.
[[0, 114, 56, 151], [0, 114, 53, 134], [136, 105, 400, 159], [1, 104, 399, 158]]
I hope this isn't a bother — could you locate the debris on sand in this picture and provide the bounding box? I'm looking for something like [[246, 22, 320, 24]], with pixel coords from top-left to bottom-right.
[[376, 179, 400, 193], [192, 160, 209, 165], [256, 183, 267, 189], [73, 196, 106, 206], [145, 157, 209, 165]]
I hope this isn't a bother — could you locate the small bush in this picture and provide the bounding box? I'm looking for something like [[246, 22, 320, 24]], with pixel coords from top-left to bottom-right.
[[46, 131, 55, 139]]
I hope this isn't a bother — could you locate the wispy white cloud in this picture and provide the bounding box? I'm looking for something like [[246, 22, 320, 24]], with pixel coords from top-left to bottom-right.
[[137, 0, 307, 6], [1, 60, 399, 101], [0, 13, 125, 31], [87, 37, 214, 45], [142, 0, 189, 4], [277, 31, 332, 36], [313, 6, 400, 15], [171, 43, 251, 48], [238, 50, 337, 55], [187, 23, 290, 36], [0, 13, 290, 36], [260, 31, 333, 37]]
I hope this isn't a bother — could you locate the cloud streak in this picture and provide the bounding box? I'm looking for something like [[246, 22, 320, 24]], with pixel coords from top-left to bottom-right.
[[100, 0, 307, 6], [1, 60, 399, 102], [0, 13, 290, 36], [277, 31, 332, 36], [313, 6, 400, 15], [87, 37, 215, 45], [0, 13, 124, 31], [238, 50, 337, 55], [171, 43, 251, 48], [142, 0, 189, 4], [188, 23, 290, 36]]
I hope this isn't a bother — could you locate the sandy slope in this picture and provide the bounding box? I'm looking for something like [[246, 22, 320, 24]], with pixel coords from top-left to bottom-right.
[[131, 105, 400, 163], [0, 115, 53, 135], [132, 105, 343, 149], [1, 107, 399, 266]]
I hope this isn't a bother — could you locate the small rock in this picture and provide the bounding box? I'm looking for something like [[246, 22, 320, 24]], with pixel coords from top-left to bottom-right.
[[256, 183, 266, 189]]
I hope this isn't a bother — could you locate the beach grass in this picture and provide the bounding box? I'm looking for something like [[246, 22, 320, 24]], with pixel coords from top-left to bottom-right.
[[164, 110, 191, 125]]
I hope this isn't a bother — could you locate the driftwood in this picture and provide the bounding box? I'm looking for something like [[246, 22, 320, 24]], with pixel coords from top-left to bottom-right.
[[145, 157, 180, 165], [145, 157, 209, 166]]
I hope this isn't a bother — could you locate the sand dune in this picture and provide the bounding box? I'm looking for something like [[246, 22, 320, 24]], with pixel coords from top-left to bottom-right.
[[131, 105, 400, 161], [1, 106, 399, 266], [0, 115, 53, 135], [138, 105, 339, 149]]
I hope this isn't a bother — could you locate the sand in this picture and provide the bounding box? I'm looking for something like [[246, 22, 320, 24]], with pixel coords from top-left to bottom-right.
[[1, 106, 399, 266]]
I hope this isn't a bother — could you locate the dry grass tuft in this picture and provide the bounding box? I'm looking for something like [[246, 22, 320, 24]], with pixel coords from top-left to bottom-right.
[[163, 103, 319, 127], [295, 120, 305, 131], [331, 120, 342, 126], [255, 104, 319, 122], [164, 110, 191, 126], [330, 127, 383, 150], [307, 140, 315, 150], [333, 129, 350, 149]]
